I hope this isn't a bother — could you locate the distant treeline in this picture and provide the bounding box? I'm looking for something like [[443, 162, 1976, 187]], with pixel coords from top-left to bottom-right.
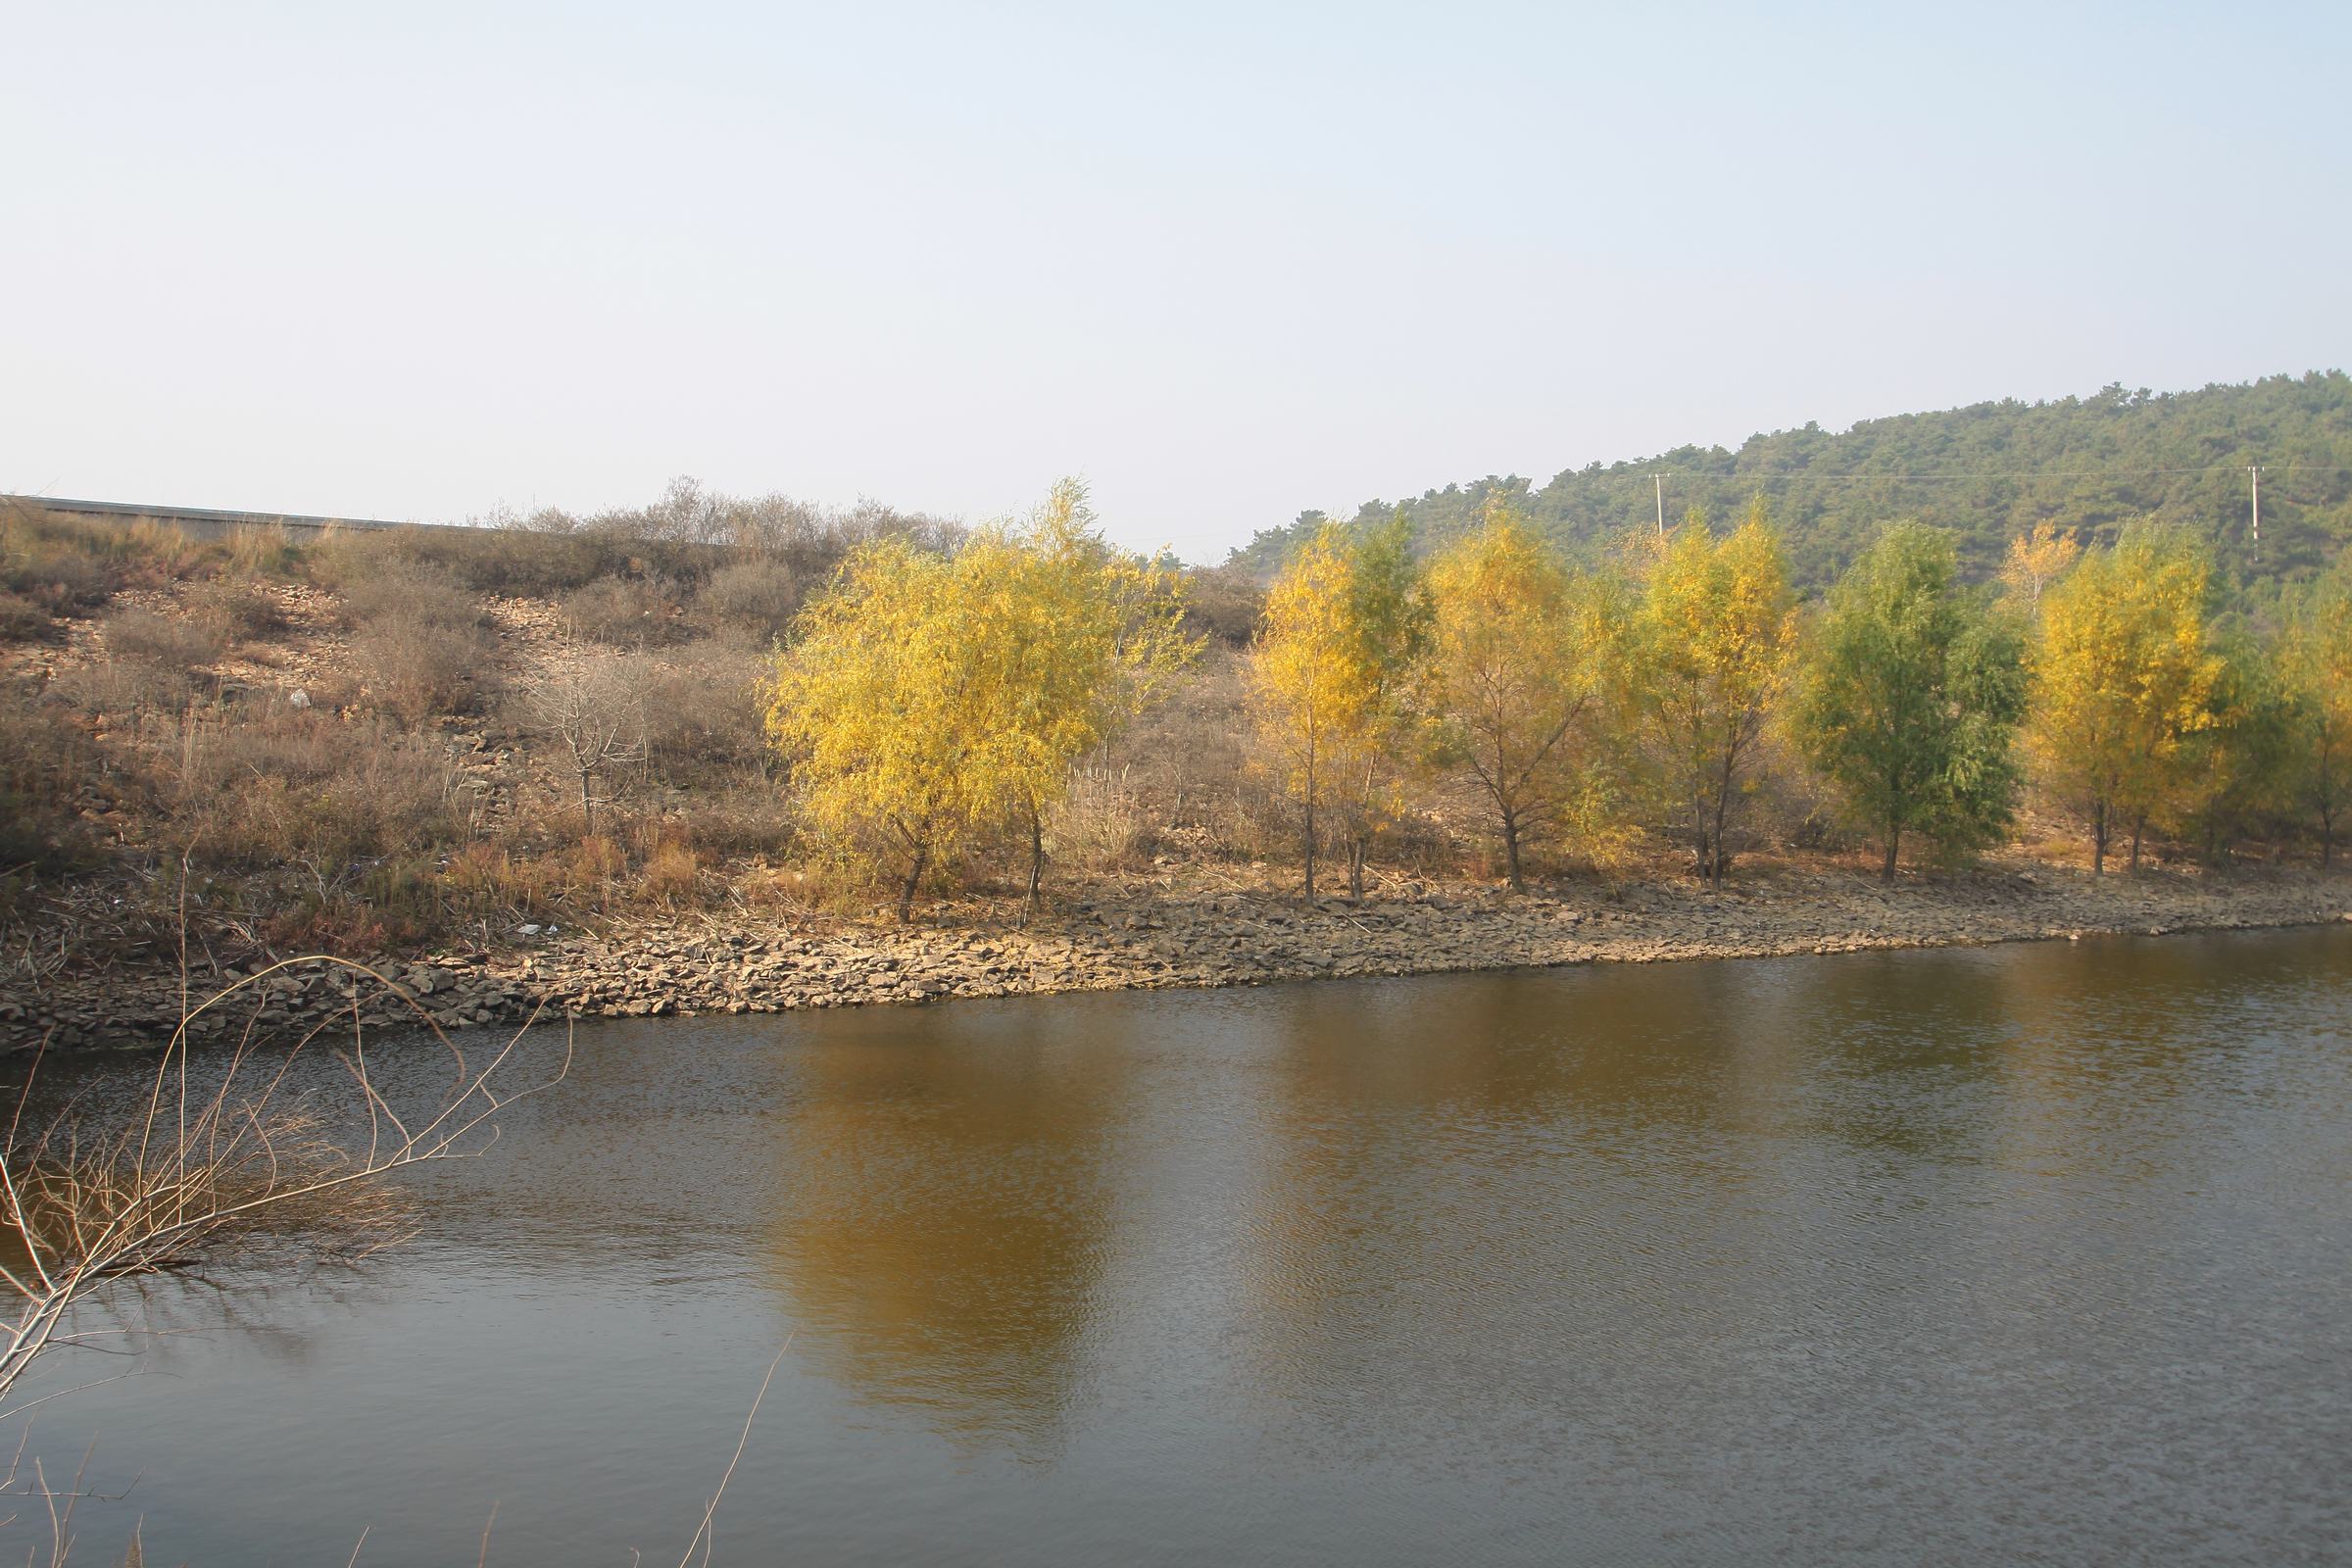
[[1232, 371, 2352, 591]]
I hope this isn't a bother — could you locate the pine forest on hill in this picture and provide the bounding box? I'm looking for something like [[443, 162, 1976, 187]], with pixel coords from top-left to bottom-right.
[[1232, 371, 2352, 593]]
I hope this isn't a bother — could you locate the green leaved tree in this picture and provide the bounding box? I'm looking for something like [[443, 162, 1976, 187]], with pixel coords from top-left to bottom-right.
[[1793, 522, 2028, 881]]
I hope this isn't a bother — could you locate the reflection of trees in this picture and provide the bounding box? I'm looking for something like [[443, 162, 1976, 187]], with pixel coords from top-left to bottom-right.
[[1983, 929, 2333, 1178], [1229, 949, 2145, 1429], [1237, 965, 1768, 1419], [762, 1005, 1136, 1454], [1764, 948, 2014, 1163]]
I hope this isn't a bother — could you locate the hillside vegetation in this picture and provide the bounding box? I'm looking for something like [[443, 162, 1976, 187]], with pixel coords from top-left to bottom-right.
[[1233, 372, 2352, 590], [1, 393, 2346, 992]]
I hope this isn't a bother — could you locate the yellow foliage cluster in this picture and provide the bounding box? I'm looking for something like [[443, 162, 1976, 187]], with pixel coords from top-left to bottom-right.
[[2025, 525, 2224, 873], [2285, 577, 2352, 864], [1249, 498, 1803, 896], [768, 481, 2332, 908], [1999, 520, 2082, 608], [766, 479, 1196, 919], [1630, 504, 1799, 885], [1419, 503, 1622, 890], [1247, 524, 1387, 900]]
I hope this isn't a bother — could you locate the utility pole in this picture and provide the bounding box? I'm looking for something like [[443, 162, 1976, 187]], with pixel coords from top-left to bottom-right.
[[1654, 473, 1665, 536], [2248, 465, 2261, 560]]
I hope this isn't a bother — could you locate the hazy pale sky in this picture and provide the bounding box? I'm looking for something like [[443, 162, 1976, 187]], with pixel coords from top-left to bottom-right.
[[6, 2, 2347, 562]]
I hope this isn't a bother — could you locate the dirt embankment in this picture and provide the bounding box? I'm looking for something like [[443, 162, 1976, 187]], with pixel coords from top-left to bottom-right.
[[6, 864, 2344, 1050]]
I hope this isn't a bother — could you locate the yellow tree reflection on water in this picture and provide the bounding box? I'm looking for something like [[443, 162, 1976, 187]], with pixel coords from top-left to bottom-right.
[[760, 1006, 1140, 1458]]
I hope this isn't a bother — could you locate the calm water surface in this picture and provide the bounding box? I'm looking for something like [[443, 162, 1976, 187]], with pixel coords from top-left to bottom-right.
[[14, 926, 2352, 1565]]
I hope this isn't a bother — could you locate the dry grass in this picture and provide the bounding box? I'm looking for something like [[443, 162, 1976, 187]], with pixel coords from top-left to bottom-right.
[[352, 618, 490, 723], [696, 557, 801, 647], [184, 578, 288, 646], [561, 573, 693, 648], [97, 609, 226, 675]]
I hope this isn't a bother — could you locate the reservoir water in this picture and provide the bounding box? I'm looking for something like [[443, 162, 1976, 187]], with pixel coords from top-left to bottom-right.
[[11, 925, 2350, 1565]]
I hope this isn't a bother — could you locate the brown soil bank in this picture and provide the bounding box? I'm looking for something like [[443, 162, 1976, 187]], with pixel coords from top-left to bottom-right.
[[6, 864, 2346, 1051]]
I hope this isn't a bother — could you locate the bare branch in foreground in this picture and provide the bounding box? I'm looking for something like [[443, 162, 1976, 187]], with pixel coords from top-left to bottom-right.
[[0, 956, 570, 1412]]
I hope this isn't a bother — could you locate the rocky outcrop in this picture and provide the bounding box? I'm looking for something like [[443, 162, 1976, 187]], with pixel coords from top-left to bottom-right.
[[4, 868, 2345, 1051]]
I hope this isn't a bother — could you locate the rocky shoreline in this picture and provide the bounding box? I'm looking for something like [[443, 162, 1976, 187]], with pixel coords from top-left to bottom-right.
[[4, 865, 2345, 1051]]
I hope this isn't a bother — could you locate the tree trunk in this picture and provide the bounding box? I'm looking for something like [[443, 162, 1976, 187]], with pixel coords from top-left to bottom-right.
[[2129, 815, 2144, 874], [897, 844, 929, 924], [1709, 740, 1740, 890], [2091, 800, 2108, 876], [1882, 825, 1899, 885], [1709, 794, 1732, 890], [1302, 800, 1315, 905], [1022, 808, 1045, 927], [1501, 808, 1524, 893], [578, 767, 595, 837], [1348, 837, 1365, 903]]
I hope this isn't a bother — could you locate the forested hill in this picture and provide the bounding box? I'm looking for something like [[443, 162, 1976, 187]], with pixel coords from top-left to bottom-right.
[[1229, 372, 2352, 592]]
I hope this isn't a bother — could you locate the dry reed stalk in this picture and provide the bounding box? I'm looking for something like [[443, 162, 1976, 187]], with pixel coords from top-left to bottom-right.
[[0, 955, 569, 1411]]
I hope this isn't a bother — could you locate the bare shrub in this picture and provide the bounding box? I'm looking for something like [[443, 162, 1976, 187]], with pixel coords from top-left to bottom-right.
[[48, 651, 196, 718], [0, 504, 117, 618], [403, 521, 681, 596], [1054, 764, 1153, 874], [221, 520, 299, 576], [697, 557, 801, 646], [643, 835, 702, 906], [186, 578, 288, 644], [0, 503, 217, 617], [0, 699, 97, 880], [175, 707, 474, 877], [0, 549, 114, 619], [351, 619, 489, 723], [561, 574, 693, 647], [1179, 562, 1266, 648], [303, 522, 397, 594], [1097, 648, 1286, 860], [524, 654, 649, 835], [100, 608, 227, 672], [642, 646, 768, 774], [0, 590, 54, 644], [332, 559, 486, 634], [0, 969, 567, 1409], [111, 519, 216, 584], [440, 839, 563, 921], [561, 833, 628, 909]]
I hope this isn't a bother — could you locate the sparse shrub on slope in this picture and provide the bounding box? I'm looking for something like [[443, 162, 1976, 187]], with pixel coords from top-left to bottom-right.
[[187, 577, 290, 644], [352, 619, 490, 724], [329, 558, 487, 633], [1178, 561, 1266, 648], [561, 573, 693, 647], [0, 591, 53, 645], [0, 698, 98, 882], [318, 559, 496, 723], [697, 557, 801, 646], [103, 607, 229, 673]]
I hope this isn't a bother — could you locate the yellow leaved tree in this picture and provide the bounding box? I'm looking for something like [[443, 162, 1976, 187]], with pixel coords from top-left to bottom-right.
[[1419, 501, 1619, 893], [957, 480, 1198, 917], [1999, 520, 2082, 610], [768, 479, 1194, 921], [1629, 502, 1797, 887], [767, 538, 980, 920], [2282, 560, 2352, 866], [2025, 523, 2224, 873], [1249, 524, 1388, 903]]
